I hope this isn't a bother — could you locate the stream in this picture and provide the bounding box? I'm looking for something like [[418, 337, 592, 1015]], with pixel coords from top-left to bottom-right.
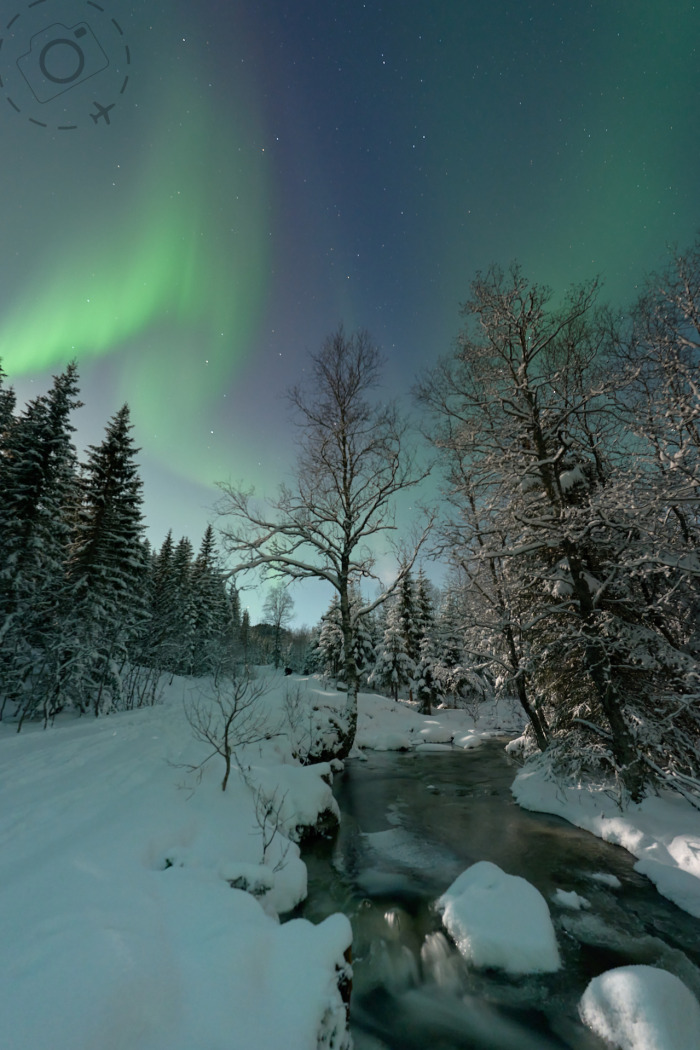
[[300, 740, 700, 1050]]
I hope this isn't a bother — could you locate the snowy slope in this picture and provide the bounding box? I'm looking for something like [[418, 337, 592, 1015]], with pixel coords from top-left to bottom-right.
[[0, 673, 351, 1050]]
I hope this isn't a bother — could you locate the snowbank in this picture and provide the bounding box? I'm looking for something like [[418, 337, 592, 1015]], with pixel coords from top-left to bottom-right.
[[513, 757, 700, 918], [436, 860, 561, 974], [0, 672, 352, 1050], [353, 687, 523, 752], [579, 965, 700, 1050]]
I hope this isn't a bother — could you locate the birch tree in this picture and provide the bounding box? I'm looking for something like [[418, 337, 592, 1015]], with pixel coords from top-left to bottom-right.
[[262, 583, 295, 669], [218, 327, 430, 757]]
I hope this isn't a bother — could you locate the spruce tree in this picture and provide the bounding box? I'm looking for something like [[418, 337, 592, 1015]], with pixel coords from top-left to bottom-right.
[[351, 599, 376, 687], [63, 403, 147, 714], [317, 596, 344, 682], [415, 634, 441, 715], [369, 600, 415, 701], [397, 571, 421, 667], [0, 364, 81, 724], [169, 536, 196, 674], [191, 525, 230, 676], [147, 530, 178, 671]]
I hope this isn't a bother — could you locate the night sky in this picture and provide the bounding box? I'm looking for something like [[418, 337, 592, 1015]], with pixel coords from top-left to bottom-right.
[[1, 0, 699, 625]]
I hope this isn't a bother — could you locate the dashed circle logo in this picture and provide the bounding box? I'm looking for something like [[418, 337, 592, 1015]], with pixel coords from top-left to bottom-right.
[[0, 0, 131, 130]]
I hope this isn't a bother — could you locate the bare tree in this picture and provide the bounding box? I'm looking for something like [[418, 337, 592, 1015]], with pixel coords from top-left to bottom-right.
[[183, 669, 271, 791], [217, 327, 431, 757], [262, 584, 295, 668], [417, 264, 654, 800]]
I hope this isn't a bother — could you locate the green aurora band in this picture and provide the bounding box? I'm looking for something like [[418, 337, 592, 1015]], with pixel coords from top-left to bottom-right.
[[0, 74, 269, 485]]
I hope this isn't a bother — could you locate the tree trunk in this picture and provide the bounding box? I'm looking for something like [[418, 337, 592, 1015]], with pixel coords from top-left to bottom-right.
[[503, 623, 549, 751], [582, 633, 646, 801], [565, 545, 646, 801], [336, 577, 358, 760]]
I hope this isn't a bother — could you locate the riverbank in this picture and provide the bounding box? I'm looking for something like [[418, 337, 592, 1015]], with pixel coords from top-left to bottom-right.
[[353, 685, 700, 922], [513, 754, 700, 919]]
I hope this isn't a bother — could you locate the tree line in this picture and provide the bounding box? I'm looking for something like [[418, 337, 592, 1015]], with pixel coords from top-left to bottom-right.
[[0, 363, 241, 726], [305, 569, 486, 719]]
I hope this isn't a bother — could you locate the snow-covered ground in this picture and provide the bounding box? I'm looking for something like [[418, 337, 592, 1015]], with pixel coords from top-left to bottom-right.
[[0, 672, 508, 1050], [3, 672, 700, 1049], [353, 686, 523, 752], [512, 752, 700, 919], [0, 672, 355, 1050]]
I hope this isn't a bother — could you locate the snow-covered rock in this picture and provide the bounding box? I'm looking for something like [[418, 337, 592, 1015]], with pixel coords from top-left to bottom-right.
[[436, 861, 561, 974], [253, 761, 340, 843], [355, 727, 413, 750], [418, 720, 454, 743], [352, 686, 524, 752], [453, 732, 483, 750], [579, 965, 700, 1050]]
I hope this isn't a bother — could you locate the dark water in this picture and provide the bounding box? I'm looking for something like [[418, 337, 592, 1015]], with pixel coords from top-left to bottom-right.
[[300, 742, 700, 1050]]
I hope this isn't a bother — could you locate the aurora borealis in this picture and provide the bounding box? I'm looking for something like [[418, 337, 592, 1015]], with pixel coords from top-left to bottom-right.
[[1, 0, 699, 623]]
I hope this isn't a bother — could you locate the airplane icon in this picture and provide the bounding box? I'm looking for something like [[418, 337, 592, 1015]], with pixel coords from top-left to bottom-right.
[[90, 101, 116, 125]]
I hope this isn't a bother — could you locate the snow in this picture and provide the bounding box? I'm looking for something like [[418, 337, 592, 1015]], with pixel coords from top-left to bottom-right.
[[0, 670, 520, 1049], [435, 860, 561, 974], [559, 465, 586, 491], [590, 871, 622, 888], [513, 756, 700, 918], [579, 965, 700, 1050], [453, 731, 483, 749], [552, 888, 591, 910], [417, 719, 454, 743], [353, 687, 523, 753], [0, 671, 352, 1050]]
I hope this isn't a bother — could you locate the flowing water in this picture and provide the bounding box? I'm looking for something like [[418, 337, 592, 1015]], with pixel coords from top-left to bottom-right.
[[300, 741, 700, 1049]]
